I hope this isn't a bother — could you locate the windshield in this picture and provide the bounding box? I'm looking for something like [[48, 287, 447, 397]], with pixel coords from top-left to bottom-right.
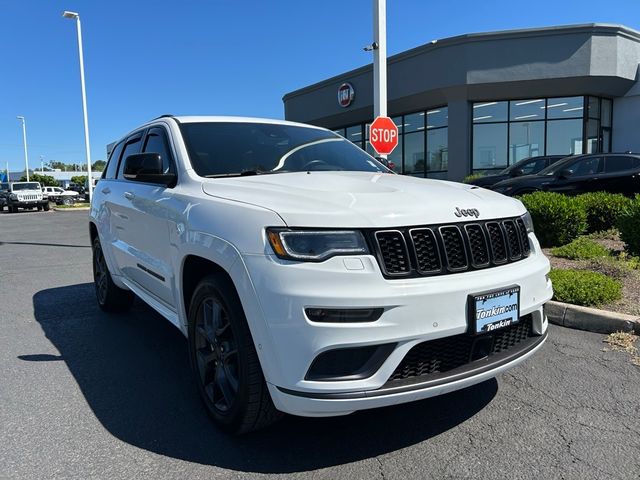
[[180, 122, 387, 177], [537, 156, 576, 176], [12, 182, 41, 191]]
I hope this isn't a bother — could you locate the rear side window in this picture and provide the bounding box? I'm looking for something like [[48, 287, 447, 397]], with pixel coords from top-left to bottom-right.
[[117, 135, 143, 179], [104, 142, 124, 180], [520, 158, 546, 175], [605, 156, 640, 173], [143, 127, 175, 174]]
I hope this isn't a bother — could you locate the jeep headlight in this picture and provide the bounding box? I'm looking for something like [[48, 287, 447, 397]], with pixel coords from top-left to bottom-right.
[[9, 193, 17, 200], [521, 211, 534, 233], [267, 228, 369, 261]]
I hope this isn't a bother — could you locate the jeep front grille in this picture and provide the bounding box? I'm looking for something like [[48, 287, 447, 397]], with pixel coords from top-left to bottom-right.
[[371, 217, 531, 278]]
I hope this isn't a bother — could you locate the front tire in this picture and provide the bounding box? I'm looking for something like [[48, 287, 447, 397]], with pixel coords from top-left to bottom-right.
[[42, 202, 50, 211], [188, 274, 282, 434], [92, 236, 134, 312]]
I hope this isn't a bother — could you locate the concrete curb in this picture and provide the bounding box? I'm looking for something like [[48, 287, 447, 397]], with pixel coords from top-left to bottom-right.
[[53, 207, 90, 212], [546, 300, 640, 334]]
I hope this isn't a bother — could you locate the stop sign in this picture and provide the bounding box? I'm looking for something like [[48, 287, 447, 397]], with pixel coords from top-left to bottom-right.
[[369, 116, 399, 155]]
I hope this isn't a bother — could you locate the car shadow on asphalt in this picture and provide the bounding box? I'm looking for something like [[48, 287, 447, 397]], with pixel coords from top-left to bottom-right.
[[30, 282, 498, 474]]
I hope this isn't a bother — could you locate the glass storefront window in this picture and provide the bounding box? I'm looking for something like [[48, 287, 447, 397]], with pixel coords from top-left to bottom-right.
[[346, 125, 363, 148], [546, 119, 583, 155], [602, 99, 612, 128], [473, 123, 508, 170], [509, 99, 545, 122], [404, 131, 425, 174], [427, 128, 448, 172], [509, 122, 544, 163], [426, 107, 448, 129], [587, 96, 600, 119], [586, 119, 599, 154], [472, 101, 508, 123], [387, 141, 403, 173], [333, 128, 346, 137], [546, 96, 583, 119], [404, 112, 425, 133]]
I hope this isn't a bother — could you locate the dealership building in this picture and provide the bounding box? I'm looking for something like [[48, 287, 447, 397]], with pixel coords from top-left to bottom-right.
[[283, 24, 640, 181]]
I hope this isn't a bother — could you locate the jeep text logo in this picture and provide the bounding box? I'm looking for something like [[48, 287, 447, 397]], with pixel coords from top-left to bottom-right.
[[454, 207, 480, 218]]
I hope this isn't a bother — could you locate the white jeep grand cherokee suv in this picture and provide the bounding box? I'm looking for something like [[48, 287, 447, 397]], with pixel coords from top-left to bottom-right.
[[90, 116, 552, 434]]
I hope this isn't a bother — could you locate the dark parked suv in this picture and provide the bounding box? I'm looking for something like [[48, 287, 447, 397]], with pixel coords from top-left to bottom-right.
[[490, 153, 640, 196], [469, 155, 567, 188]]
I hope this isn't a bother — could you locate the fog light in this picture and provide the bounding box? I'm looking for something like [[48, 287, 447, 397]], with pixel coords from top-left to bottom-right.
[[305, 308, 384, 323]]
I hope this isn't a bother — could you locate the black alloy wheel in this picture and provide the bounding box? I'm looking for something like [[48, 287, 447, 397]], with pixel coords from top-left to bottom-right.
[[194, 296, 239, 413], [188, 274, 282, 434], [91, 236, 135, 312]]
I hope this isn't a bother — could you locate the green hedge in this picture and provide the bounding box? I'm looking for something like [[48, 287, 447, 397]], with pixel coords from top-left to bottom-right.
[[617, 195, 640, 256], [549, 269, 622, 307], [518, 192, 587, 247], [551, 237, 610, 260], [463, 173, 485, 184], [576, 192, 632, 233]]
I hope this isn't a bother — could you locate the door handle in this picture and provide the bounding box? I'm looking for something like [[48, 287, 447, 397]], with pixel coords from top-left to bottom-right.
[[123, 191, 135, 200], [101, 187, 111, 194]]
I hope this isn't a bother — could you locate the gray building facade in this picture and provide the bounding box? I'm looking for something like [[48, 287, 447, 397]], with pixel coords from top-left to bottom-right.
[[283, 24, 640, 181]]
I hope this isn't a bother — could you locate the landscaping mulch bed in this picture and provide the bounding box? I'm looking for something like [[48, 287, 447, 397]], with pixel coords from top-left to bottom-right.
[[543, 234, 640, 317]]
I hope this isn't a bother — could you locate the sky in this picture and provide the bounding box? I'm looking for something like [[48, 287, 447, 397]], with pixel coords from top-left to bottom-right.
[[0, 0, 639, 172]]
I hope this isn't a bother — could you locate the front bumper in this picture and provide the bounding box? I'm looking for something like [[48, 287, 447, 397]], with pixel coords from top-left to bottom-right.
[[241, 235, 552, 416]]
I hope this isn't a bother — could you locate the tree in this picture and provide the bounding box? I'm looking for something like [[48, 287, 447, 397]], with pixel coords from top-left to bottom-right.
[[70, 175, 87, 186], [92, 160, 106, 172], [19, 173, 59, 186]]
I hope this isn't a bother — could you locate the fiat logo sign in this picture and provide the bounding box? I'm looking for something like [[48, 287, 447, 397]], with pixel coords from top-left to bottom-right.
[[337, 82, 355, 108]]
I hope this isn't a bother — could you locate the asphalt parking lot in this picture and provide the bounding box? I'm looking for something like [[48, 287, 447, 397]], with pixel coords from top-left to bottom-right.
[[1, 211, 639, 480]]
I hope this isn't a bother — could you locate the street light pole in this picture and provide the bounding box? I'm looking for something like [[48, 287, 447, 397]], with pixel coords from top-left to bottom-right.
[[366, 0, 388, 160], [16, 116, 29, 181], [63, 10, 93, 201]]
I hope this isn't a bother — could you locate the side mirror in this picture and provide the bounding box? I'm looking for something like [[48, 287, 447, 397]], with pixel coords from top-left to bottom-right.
[[557, 169, 573, 179], [511, 168, 525, 177], [123, 153, 176, 187]]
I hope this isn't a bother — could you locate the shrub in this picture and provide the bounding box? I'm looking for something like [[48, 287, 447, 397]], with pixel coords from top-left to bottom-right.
[[551, 237, 610, 260], [617, 195, 640, 257], [549, 269, 622, 307], [576, 192, 632, 233], [463, 173, 485, 184], [518, 192, 587, 247]]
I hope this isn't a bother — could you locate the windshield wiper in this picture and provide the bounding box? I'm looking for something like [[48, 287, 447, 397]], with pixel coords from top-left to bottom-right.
[[204, 169, 291, 178]]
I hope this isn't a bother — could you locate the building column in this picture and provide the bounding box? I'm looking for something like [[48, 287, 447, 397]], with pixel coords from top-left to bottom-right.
[[446, 99, 472, 182]]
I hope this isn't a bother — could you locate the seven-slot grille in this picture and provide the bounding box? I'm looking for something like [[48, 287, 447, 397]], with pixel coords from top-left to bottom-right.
[[372, 217, 531, 278], [18, 194, 40, 201]]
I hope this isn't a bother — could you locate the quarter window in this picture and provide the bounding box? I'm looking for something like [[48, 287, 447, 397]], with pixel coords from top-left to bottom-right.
[[117, 135, 143, 179], [104, 141, 124, 180], [605, 156, 640, 173]]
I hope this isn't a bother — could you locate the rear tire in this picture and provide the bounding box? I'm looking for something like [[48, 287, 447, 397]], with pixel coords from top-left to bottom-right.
[[188, 274, 282, 434], [92, 236, 135, 312], [62, 197, 73, 206]]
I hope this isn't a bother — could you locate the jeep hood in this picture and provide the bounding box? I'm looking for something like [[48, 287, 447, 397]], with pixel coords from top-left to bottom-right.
[[202, 171, 526, 228]]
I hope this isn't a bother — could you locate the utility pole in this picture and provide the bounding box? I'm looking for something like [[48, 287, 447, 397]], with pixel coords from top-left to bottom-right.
[[63, 11, 93, 201], [366, 0, 389, 160], [16, 116, 29, 181]]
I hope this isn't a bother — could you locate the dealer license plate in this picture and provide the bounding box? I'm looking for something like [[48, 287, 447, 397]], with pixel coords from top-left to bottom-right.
[[470, 286, 520, 334]]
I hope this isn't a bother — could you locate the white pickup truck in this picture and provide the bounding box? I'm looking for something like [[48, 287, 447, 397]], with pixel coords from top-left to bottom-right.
[[90, 116, 552, 434]]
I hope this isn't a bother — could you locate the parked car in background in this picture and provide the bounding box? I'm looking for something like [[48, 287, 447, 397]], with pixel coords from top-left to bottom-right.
[[490, 153, 640, 196], [90, 115, 552, 433], [468, 155, 567, 188], [0, 182, 8, 211], [0, 182, 50, 213], [42, 186, 80, 205]]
